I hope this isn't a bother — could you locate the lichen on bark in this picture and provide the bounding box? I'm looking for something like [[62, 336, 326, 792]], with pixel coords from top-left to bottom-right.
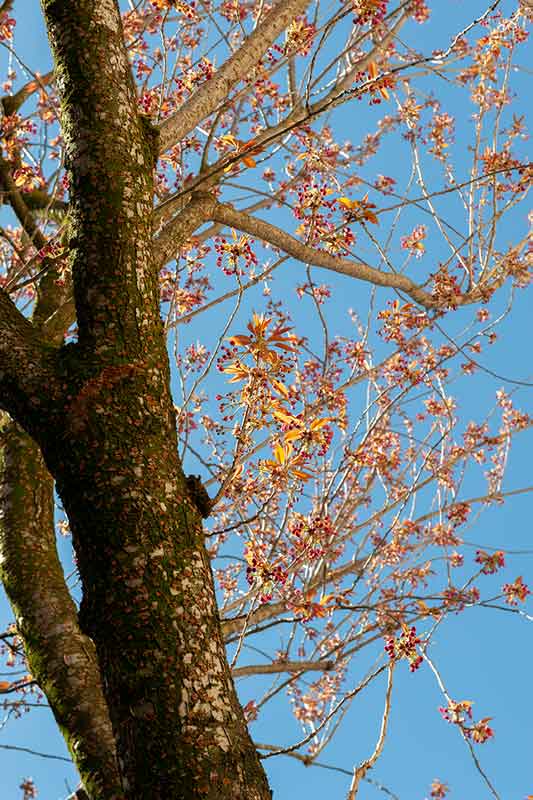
[[0, 1, 275, 797]]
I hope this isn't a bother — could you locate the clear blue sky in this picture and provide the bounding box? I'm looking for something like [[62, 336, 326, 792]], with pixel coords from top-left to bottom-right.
[[1, 2, 532, 798]]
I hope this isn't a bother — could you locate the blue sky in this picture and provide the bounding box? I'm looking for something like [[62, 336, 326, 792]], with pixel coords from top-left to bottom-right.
[[1, 2, 532, 798]]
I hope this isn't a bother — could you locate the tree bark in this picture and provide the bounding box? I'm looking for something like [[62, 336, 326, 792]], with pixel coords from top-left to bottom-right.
[[0, 421, 121, 799], [0, 1, 273, 797], [39, 386, 270, 798]]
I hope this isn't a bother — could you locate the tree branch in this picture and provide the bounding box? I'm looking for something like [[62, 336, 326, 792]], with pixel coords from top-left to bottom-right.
[[209, 199, 438, 307], [1, 70, 54, 117], [157, 0, 311, 153], [0, 422, 121, 799], [222, 557, 366, 640], [347, 664, 394, 800], [155, 7, 407, 207], [0, 153, 47, 252], [233, 659, 333, 678], [253, 745, 401, 799], [222, 597, 288, 637], [0, 289, 58, 425], [153, 192, 218, 267]]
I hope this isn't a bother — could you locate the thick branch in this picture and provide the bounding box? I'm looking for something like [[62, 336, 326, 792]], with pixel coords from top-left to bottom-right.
[[222, 557, 365, 638], [156, 10, 407, 209], [222, 598, 287, 637], [0, 154, 47, 252], [0, 422, 121, 799], [233, 659, 333, 678], [209, 200, 437, 307], [153, 192, 218, 267], [1, 70, 54, 117], [0, 289, 58, 425], [21, 190, 67, 217], [157, 0, 311, 153], [234, 13, 406, 156]]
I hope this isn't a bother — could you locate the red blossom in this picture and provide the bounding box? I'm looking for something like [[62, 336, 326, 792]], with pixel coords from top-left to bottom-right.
[[502, 576, 531, 605], [475, 549, 505, 575], [430, 779, 449, 799], [385, 626, 423, 672], [401, 225, 427, 257]]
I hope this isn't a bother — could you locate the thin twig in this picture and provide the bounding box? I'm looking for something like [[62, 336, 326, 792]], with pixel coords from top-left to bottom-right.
[[347, 663, 395, 800]]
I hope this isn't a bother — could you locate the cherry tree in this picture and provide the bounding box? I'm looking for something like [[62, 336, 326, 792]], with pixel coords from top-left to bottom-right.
[[0, 0, 531, 798]]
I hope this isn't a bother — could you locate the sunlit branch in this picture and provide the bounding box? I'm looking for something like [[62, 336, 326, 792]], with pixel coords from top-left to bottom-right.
[[222, 558, 365, 637], [0, 153, 47, 253], [424, 653, 501, 800], [173, 256, 288, 327], [153, 192, 217, 267], [168, 2, 505, 211], [347, 664, 394, 800], [233, 658, 333, 678], [222, 597, 289, 636], [157, 0, 312, 153], [209, 197, 438, 307], [253, 746, 401, 799], [0, 69, 53, 116], [259, 663, 389, 760]]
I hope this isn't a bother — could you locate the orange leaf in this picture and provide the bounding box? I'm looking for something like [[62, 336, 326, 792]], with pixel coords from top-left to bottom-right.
[[227, 334, 252, 347], [271, 379, 289, 398], [274, 443, 287, 464], [221, 361, 249, 382], [272, 409, 300, 425], [284, 428, 304, 442], [338, 197, 358, 210], [416, 600, 430, 616], [220, 133, 238, 147], [240, 138, 264, 156], [368, 61, 379, 79], [309, 417, 331, 431], [291, 467, 314, 481]]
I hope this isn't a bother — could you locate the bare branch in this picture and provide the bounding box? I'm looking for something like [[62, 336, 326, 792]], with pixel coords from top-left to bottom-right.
[[0, 153, 47, 252], [153, 192, 218, 267], [157, 0, 311, 153], [260, 663, 389, 760], [1, 70, 54, 117], [347, 664, 394, 800], [0, 743, 71, 762], [223, 597, 288, 637], [253, 745, 401, 799], [222, 559, 365, 638], [233, 659, 334, 678], [209, 198, 437, 307]]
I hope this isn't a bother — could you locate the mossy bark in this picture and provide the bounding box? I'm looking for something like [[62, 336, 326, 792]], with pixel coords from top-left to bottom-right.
[[0, 421, 122, 799], [0, 1, 273, 797]]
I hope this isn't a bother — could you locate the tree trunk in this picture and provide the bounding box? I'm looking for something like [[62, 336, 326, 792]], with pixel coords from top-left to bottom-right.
[[0, 0, 274, 796], [36, 355, 271, 798]]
